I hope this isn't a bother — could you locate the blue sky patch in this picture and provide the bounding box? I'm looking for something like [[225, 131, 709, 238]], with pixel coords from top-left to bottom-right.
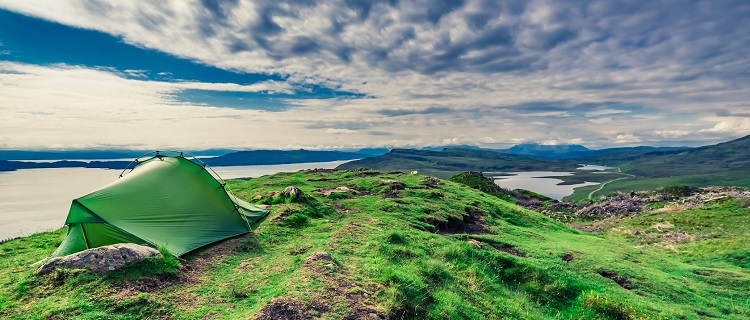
[[0, 8, 363, 104]]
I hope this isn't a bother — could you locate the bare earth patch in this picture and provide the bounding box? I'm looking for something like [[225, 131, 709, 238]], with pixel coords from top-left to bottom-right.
[[111, 235, 246, 301], [253, 251, 385, 320], [436, 207, 491, 235], [487, 242, 527, 258], [598, 270, 634, 290]]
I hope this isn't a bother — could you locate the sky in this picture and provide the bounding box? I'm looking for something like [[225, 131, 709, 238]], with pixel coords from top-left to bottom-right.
[[1, 0, 749, 151]]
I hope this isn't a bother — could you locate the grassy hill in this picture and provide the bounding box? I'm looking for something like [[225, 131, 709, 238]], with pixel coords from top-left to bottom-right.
[[563, 135, 750, 200], [1, 170, 749, 319], [583, 135, 750, 178], [336, 136, 750, 200], [337, 148, 575, 179]]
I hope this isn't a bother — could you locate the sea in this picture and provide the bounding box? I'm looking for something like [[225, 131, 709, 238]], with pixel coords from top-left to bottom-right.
[[0, 160, 349, 241]]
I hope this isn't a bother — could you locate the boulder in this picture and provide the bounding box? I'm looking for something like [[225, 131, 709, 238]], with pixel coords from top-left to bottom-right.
[[281, 186, 304, 200], [37, 243, 162, 275]]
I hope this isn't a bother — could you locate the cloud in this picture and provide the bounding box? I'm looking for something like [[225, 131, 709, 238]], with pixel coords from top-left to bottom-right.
[[585, 109, 631, 117], [374, 106, 454, 117], [615, 134, 643, 144], [367, 131, 393, 136], [654, 130, 691, 138], [700, 118, 750, 135], [0, 1, 749, 149]]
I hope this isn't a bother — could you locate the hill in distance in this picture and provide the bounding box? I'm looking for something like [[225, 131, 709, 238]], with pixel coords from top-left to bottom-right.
[[566, 135, 750, 199], [0, 149, 390, 172], [204, 149, 370, 166], [337, 148, 576, 179], [1, 169, 748, 318], [340, 135, 750, 199]]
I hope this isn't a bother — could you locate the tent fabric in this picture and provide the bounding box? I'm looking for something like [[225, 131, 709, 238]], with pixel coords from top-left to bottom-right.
[[52, 155, 268, 257]]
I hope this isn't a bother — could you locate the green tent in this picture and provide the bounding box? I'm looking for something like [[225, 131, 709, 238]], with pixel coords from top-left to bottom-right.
[[51, 154, 267, 257]]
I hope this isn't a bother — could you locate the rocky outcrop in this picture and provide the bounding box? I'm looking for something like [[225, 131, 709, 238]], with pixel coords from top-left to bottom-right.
[[574, 194, 644, 218], [37, 243, 161, 275]]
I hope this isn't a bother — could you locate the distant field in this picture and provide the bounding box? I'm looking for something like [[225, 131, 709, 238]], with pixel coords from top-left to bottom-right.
[[566, 171, 750, 202]]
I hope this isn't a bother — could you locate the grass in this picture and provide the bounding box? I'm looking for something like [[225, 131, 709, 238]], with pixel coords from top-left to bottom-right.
[[1, 169, 749, 318]]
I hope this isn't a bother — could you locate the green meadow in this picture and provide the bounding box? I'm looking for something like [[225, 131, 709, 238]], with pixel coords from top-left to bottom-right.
[[1, 170, 749, 319]]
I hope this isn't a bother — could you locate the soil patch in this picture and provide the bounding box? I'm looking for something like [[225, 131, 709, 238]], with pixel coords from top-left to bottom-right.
[[286, 251, 385, 319], [354, 170, 383, 177], [111, 235, 244, 300], [306, 168, 339, 174], [380, 180, 405, 198], [598, 270, 634, 290], [436, 208, 490, 235], [272, 208, 295, 222], [561, 253, 575, 262], [254, 298, 321, 320], [488, 243, 527, 258], [421, 176, 442, 187]]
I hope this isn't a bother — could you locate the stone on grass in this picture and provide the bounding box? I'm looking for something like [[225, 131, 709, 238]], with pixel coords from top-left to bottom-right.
[[37, 243, 161, 275], [305, 251, 335, 263], [282, 186, 304, 200]]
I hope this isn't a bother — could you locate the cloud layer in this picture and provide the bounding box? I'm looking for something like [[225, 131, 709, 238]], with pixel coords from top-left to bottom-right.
[[1, 0, 749, 149]]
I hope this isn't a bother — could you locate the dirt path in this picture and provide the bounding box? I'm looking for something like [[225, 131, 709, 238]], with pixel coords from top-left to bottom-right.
[[588, 168, 636, 200]]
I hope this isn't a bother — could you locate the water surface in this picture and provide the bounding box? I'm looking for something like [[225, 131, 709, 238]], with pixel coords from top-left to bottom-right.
[[491, 171, 599, 200], [0, 160, 348, 240]]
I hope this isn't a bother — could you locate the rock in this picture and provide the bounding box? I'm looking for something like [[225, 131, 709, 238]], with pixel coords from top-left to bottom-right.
[[467, 239, 482, 249], [36, 243, 162, 275], [282, 186, 303, 200], [305, 251, 335, 263]]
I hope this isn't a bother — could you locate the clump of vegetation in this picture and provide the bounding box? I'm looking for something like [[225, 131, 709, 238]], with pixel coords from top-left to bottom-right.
[[448, 171, 515, 201], [656, 185, 700, 199]]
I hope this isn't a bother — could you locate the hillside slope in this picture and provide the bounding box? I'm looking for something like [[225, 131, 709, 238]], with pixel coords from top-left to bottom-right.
[[611, 135, 750, 177], [1, 170, 748, 319], [563, 135, 750, 198], [337, 148, 575, 178]]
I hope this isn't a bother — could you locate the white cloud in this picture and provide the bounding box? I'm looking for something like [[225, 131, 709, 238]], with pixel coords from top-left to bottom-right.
[[0, 1, 749, 149], [615, 134, 643, 144], [700, 118, 750, 135], [654, 130, 691, 138]]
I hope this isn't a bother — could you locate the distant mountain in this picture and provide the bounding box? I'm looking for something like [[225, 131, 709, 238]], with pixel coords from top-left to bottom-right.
[[0, 149, 369, 172], [0, 149, 234, 160], [0, 159, 130, 172], [336, 148, 575, 178], [0, 150, 140, 160], [496, 144, 686, 159], [508, 143, 588, 154], [355, 148, 391, 156], [204, 149, 366, 166], [420, 145, 481, 151]]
